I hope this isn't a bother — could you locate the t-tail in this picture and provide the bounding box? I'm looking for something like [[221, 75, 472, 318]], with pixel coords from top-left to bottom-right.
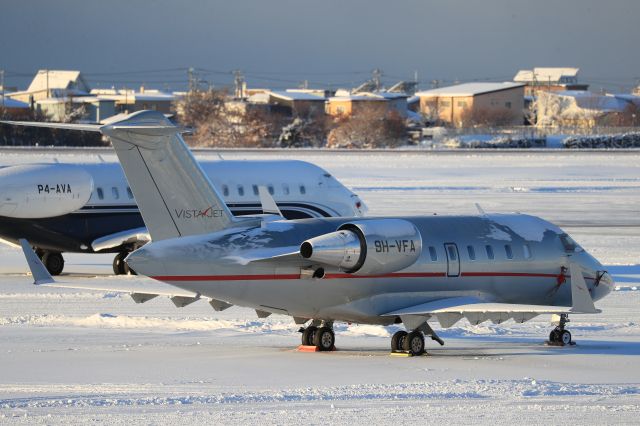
[[100, 111, 241, 240]]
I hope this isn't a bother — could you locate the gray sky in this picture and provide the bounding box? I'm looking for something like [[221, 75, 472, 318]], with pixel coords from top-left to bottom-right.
[[1, 0, 638, 92]]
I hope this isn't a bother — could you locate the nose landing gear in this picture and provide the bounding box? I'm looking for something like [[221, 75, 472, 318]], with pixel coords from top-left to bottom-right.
[[547, 314, 575, 346]]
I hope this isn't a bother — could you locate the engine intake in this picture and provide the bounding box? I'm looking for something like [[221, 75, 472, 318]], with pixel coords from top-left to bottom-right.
[[300, 219, 422, 275]]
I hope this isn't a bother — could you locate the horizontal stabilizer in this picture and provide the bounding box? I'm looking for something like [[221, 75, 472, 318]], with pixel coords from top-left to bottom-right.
[[0, 120, 102, 132]]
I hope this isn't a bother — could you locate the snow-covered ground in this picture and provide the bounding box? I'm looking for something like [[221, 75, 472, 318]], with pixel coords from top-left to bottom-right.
[[1, 149, 639, 424]]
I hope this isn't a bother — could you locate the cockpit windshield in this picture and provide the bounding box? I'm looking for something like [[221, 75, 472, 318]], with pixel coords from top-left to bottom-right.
[[559, 234, 583, 253]]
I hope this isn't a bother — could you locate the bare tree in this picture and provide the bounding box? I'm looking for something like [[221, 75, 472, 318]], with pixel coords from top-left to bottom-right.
[[327, 104, 406, 148]]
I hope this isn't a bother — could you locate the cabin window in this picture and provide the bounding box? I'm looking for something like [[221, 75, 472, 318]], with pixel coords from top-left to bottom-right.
[[485, 245, 494, 260], [559, 234, 582, 253], [252, 185, 259, 196], [523, 244, 532, 259], [299, 185, 306, 195], [112, 187, 119, 199], [467, 245, 476, 260], [126, 187, 134, 199], [237, 185, 245, 196], [96, 187, 104, 200], [428, 246, 437, 261], [282, 184, 290, 195], [505, 244, 513, 259], [447, 245, 458, 261], [268, 185, 275, 195], [222, 185, 229, 197]]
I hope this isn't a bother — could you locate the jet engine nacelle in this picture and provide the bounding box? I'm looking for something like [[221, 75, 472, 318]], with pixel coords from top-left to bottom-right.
[[0, 164, 93, 218], [300, 219, 422, 275]]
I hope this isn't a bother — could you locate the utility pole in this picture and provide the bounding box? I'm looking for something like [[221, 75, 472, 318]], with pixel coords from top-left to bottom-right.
[[233, 69, 245, 99], [372, 68, 383, 92], [1, 69, 5, 114], [187, 67, 196, 93], [46, 69, 50, 98]]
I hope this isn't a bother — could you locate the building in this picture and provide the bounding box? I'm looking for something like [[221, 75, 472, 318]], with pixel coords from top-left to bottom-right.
[[535, 91, 640, 127], [514, 68, 589, 96], [326, 91, 408, 117], [91, 88, 176, 114], [0, 95, 31, 119], [36, 96, 115, 123], [416, 82, 525, 127], [268, 91, 326, 117], [8, 70, 90, 103]]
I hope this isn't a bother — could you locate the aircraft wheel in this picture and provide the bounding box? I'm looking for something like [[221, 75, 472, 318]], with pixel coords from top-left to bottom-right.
[[549, 330, 560, 343], [112, 252, 127, 275], [402, 331, 425, 355], [560, 330, 572, 345], [42, 252, 64, 276], [301, 326, 317, 346], [391, 330, 408, 352], [313, 326, 335, 351]]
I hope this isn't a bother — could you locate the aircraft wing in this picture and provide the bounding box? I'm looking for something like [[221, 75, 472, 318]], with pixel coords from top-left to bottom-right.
[[91, 227, 151, 252], [19, 239, 232, 310], [383, 263, 600, 328]]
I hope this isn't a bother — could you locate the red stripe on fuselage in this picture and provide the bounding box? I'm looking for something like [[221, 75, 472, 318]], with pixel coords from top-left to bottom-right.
[[151, 271, 571, 282]]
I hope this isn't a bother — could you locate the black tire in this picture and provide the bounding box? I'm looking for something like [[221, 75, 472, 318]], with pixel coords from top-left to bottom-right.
[[42, 252, 64, 276], [402, 331, 425, 355], [313, 326, 335, 351], [549, 330, 558, 343], [560, 330, 572, 345], [301, 326, 317, 346], [391, 330, 408, 352], [112, 252, 129, 275]]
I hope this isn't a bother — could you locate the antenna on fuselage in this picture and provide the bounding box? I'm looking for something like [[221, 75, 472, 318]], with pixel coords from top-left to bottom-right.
[[475, 203, 487, 216]]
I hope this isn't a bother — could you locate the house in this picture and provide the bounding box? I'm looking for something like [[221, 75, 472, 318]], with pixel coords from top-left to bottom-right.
[[91, 88, 176, 114], [535, 91, 640, 127], [0, 95, 31, 119], [326, 92, 408, 117], [36, 96, 115, 123], [268, 91, 326, 117], [416, 82, 525, 127], [8, 70, 90, 103], [514, 68, 589, 96]]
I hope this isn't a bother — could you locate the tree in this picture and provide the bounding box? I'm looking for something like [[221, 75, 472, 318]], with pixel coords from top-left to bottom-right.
[[326, 104, 406, 148]]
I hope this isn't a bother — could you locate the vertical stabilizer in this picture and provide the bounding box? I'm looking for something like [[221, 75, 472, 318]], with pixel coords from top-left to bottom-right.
[[101, 111, 235, 240]]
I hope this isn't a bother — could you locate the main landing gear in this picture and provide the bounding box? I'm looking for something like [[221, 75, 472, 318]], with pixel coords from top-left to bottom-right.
[[299, 321, 335, 351], [36, 250, 64, 276], [113, 252, 137, 275], [547, 314, 575, 346], [391, 322, 444, 356]]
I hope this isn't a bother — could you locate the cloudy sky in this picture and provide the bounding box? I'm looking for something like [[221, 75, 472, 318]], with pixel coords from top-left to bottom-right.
[[1, 0, 638, 92]]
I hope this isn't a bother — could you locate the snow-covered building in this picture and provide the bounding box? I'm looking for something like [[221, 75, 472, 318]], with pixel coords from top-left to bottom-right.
[[416, 82, 525, 127], [0, 95, 31, 118], [36, 96, 115, 123], [8, 70, 91, 103], [268, 91, 326, 117], [514, 68, 589, 96], [534, 91, 640, 127], [91, 88, 176, 114], [326, 92, 408, 117]]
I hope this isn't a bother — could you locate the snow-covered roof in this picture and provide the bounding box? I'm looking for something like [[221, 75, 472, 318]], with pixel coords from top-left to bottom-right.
[[514, 68, 580, 83], [328, 91, 408, 102], [553, 91, 636, 112], [26, 70, 89, 93], [0, 96, 29, 109], [270, 91, 325, 101], [93, 89, 175, 102], [36, 96, 113, 105], [416, 82, 524, 97]]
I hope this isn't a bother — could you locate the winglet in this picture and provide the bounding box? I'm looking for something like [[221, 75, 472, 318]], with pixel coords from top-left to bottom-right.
[[19, 239, 55, 285], [258, 186, 283, 217], [569, 262, 598, 313]]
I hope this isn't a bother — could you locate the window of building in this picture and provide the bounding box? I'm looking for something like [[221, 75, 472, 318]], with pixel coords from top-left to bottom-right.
[[486, 245, 494, 260], [112, 187, 119, 199], [505, 101, 512, 109], [237, 185, 245, 196], [523, 244, 532, 259], [126, 187, 134, 199], [282, 184, 290, 195], [467, 245, 476, 260], [457, 100, 467, 108], [268, 185, 274, 195], [96, 187, 104, 200], [252, 185, 259, 196], [299, 185, 306, 195], [428, 246, 437, 261], [505, 244, 513, 259], [222, 185, 229, 197], [440, 100, 451, 107]]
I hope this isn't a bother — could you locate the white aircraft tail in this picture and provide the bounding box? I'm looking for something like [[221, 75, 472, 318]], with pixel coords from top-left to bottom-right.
[[101, 111, 236, 240]]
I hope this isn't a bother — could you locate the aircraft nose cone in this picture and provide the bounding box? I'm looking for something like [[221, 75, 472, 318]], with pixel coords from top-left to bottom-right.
[[125, 246, 166, 277]]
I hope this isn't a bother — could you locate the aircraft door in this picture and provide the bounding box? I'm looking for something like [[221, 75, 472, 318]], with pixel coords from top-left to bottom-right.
[[444, 243, 460, 277]]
